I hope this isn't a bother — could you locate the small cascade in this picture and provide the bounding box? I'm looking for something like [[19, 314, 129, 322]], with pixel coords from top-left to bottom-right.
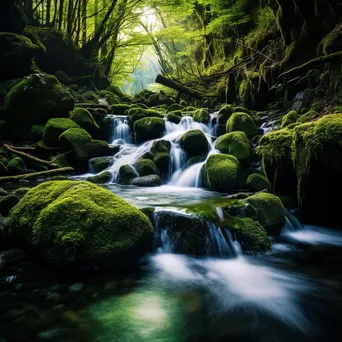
[[261, 120, 280, 135], [170, 161, 205, 187], [153, 208, 237, 258], [106, 114, 132, 144], [282, 209, 303, 234], [169, 142, 186, 176], [209, 111, 219, 137]]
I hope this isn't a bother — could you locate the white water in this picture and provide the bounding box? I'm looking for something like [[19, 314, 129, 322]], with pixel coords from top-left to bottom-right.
[[106, 115, 133, 144]]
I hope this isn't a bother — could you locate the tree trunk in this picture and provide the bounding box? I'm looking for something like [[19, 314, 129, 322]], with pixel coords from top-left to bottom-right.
[[82, 0, 87, 45], [58, 0, 64, 31], [46, 0, 51, 25]]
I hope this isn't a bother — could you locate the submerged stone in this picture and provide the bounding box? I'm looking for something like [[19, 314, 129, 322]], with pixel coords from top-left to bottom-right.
[[131, 175, 162, 187]]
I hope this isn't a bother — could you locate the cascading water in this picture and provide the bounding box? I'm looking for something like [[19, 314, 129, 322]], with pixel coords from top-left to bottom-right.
[[106, 114, 133, 144]]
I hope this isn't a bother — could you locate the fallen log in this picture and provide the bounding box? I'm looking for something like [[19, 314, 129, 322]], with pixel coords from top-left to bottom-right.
[[155, 74, 216, 99], [0, 167, 75, 183], [3, 144, 59, 168]]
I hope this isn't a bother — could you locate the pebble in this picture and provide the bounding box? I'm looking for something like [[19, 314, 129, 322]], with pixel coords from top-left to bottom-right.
[[68, 283, 84, 292]]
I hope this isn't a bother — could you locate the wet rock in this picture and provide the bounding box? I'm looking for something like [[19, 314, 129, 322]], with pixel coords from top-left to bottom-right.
[[131, 175, 162, 187], [0, 195, 20, 216]]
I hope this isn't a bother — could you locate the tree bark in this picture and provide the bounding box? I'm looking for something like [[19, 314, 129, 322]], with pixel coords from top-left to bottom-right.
[[0, 168, 75, 183]]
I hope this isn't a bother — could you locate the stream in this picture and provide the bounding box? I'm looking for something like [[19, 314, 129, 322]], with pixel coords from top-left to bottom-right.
[[1, 113, 342, 341]]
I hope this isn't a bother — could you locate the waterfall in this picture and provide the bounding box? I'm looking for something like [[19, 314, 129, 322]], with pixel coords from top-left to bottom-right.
[[106, 114, 132, 144], [153, 208, 238, 258], [281, 209, 303, 234], [209, 111, 219, 137]]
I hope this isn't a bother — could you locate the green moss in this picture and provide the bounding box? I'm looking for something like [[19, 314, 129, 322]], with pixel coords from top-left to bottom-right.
[[193, 108, 210, 124], [69, 108, 100, 134], [71, 140, 109, 167], [3, 74, 74, 127], [180, 129, 209, 157], [246, 173, 271, 192], [215, 131, 251, 165], [59, 127, 92, 148], [14, 188, 30, 197], [321, 23, 342, 55], [134, 159, 157, 177], [7, 157, 25, 175], [30, 124, 45, 142], [154, 153, 170, 174], [9, 181, 153, 266], [119, 165, 136, 185], [166, 113, 181, 124], [226, 215, 271, 253], [130, 109, 164, 126], [83, 91, 99, 104], [281, 110, 298, 127], [87, 171, 112, 184], [205, 154, 241, 193], [90, 157, 112, 173], [168, 103, 184, 112], [106, 85, 123, 97], [218, 104, 234, 124], [51, 154, 70, 168], [98, 90, 120, 105], [245, 193, 286, 235], [151, 140, 171, 155], [111, 104, 131, 115], [133, 117, 165, 144], [233, 107, 252, 116], [297, 110, 319, 124], [43, 118, 80, 146], [226, 112, 257, 138]]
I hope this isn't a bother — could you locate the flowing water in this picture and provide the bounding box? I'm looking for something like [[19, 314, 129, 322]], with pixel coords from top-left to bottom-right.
[[1, 112, 342, 341]]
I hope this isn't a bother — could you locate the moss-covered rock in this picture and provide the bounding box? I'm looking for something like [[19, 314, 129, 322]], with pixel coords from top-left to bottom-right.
[[111, 104, 131, 115], [204, 154, 241, 193], [281, 110, 298, 127], [43, 118, 80, 146], [180, 130, 209, 157], [297, 109, 319, 124], [166, 113, 181, 124], [131, 175, 162, 187], [14, 188, 30, 197], [59, 127, 92, 149], [134, 159, 157, 177], [90, 157, 112, 173], [71, 140, 109, 168], [9, 181, 153, 267], [133, 117, 165, 144], [98, 90, 120, 105], [257, 129, 296, 196], [87, 171, 112, 184], [0, 33, 38, 82], [226, 112, 257, 138], [119, 165, 136, 185], [218, 104, 234, 124], [69, 108, 100, 135], [3, 74, 74, 127], [30, 124, 45, 142], [246, 173, 271, 192], [7, 157, 25, 175], [147, 93, 160, 107], [154, 153, 170, 174], [106, 84, 123, 98], [0, 195, 20, 216], [245, 193, 286, 235], [83, 91, 99, 104], [292, 114, 342, 226], [193, 108, 210, 124], [129, 109, 164, 126], [215, 131, 251, 165], [151, 140, 171, 155], [0, 187, 8, 196], [233, 107, 252, 116], [168, 103, 184, 112]]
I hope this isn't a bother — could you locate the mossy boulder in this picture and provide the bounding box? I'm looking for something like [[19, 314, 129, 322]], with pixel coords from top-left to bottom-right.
[[0, 187, 8, 196], [87, 171, 112, 184], [131, 175, 162, 187], [111, 104, 131, 115], [257, 129, 296, 197], [180, 130, 209, 157], [151, 140, 171, 155], [3, 74, 74, 128], [43, 118, 80, 146], [0, 195, 20, 216], [204, 154, 241, 193], [9, 181, 154, 267], [133, 117, 165, 144], [90, 157, 112, 173], [226, 112, 257, 138], [292, 114, 342, 226], [83, 91, 99, 104], [245, 193, 286, 235], [166, 113, 182, 124], [148, 93, 160, 107], [233, 107, 252, 116], [0, 33, 38, 82], [281, 110, 298, 127], [168, 103, 184, 112], [297, 110, 319, 124], [59, 127, 92, 149], [218, 104, 234, 124], [154, 153, 170, 174], [106, 84, 123, 98], [246, 173, 271, 192], [7, 157, 25, 175], [134, 159, 157, 177], [30, 125, 45, 142], [14, 188, 30, 197], [130, 109, 164, 126], [98, 90, 120, 105], [119, 165, 136, 185], [193, 108, 210, 124], [215, 131, 251, 165], [69, 108, 100, 135]]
